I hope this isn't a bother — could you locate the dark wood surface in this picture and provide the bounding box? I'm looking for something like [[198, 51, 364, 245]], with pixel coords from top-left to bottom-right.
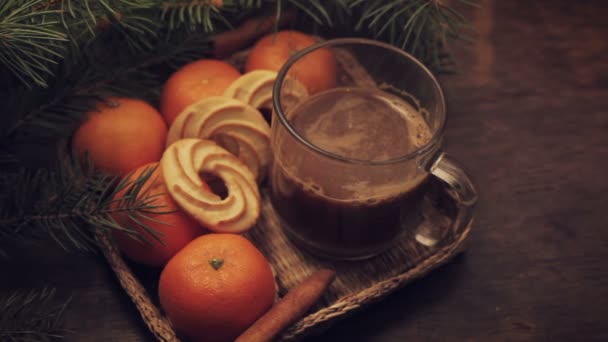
[[3, 1, 608, 341]]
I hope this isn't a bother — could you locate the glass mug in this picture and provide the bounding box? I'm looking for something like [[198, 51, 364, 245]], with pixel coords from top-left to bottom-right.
[[270, 38, 477, 260]]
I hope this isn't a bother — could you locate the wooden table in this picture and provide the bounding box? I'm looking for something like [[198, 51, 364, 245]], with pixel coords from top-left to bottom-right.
[[3, 1, 608, 341]]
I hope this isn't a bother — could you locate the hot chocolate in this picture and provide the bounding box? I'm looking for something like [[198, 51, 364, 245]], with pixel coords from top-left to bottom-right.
[[270, 87, 433, 259]]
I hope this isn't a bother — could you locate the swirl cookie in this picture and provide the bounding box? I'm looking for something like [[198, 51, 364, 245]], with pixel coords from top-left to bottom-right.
[[167, 96, 270, 182], [161, 138, 260, 233], [223, 70, 309, 113]]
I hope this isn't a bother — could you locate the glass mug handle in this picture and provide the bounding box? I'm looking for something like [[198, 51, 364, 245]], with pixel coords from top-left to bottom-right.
[[418, 151, 478, 246]]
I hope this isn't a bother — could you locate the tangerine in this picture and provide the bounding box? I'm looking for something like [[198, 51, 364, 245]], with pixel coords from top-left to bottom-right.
[[160, 59, 241, 125], [245, 30, 337, 94], [159, 234, 276, 342], [111, 162, 206, 267], [72, 97, 167, 176]]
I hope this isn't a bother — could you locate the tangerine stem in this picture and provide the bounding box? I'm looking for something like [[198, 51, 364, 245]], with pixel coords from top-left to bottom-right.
[[209, 257, 224, 270]]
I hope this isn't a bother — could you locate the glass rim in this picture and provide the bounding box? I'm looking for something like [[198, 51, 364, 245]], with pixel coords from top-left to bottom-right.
[[272, 37, 446, 166]]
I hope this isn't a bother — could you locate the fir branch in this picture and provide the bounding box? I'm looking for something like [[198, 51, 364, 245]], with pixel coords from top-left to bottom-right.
[[287, 0, 332, 26], [0, 0, 268, 88], [1, 29, 215, 148], [0, 0, 68, 88], [161, 1, 229, 31], [0, 0, 472, 88], [0, 288, 71, 342], [61, 0, 161, 54], [344, 0, 474, 70], [0, 151, 166, 253]]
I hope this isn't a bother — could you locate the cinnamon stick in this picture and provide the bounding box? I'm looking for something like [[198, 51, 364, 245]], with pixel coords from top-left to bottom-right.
[[235, 269, 336, 342]]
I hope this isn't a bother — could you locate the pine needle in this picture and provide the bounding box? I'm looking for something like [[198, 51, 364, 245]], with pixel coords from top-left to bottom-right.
[[0, 152, 168, 253], [0, 288, 72, 342], [0, 1, 67, 88]]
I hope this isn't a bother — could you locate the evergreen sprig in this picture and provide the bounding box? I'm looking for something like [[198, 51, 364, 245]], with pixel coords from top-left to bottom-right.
[[1, 29, 215, 151], [161, 0, 233, 31], [0, 0, 239, 88], [0, 151, 166, 253], [0, 288, 71, 342], [0, 1, 473, 89], [0, 0, 68, 87]]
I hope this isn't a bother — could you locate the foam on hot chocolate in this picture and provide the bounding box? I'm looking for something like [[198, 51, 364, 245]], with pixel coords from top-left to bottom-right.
[[277, 87, 433, 200]]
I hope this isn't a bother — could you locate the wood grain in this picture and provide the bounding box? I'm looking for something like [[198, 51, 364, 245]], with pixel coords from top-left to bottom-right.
[[2, 1, 608, 341]]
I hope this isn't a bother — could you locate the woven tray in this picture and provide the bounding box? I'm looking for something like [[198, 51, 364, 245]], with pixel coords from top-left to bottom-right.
[[96, 48, 473, 342]]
